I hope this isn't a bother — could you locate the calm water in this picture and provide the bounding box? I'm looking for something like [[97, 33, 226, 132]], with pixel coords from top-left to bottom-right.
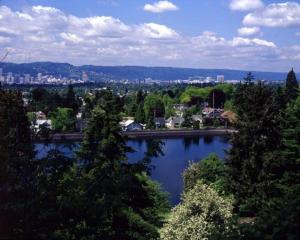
[[35, 136, 230, 205]]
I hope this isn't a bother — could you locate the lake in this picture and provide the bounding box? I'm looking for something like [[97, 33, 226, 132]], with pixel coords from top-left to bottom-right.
[[35, 135, 230, 205]]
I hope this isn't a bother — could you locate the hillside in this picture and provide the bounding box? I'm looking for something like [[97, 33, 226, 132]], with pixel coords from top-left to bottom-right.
[[0, 62, 293, 81]]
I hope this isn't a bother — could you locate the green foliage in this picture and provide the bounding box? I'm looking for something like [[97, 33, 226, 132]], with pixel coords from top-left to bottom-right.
[[208, 89, 226, 108], [50, 107, 76, 132], [75, 91, 170, 239], [242, 95, 300, 239], [183, 154, 226, 192], [180, 87, 211, 104], [215, 84, 234, 100], [65, 85, 79, 113], [226, 81, 282, 215], [135, 104, 145, 123], [285, 68, 299, 103], [224, 100, 235, 112], [27, 111, 36, 122], [161, 181, 235, 240], [163, 95, 176, 119], [143, 93, 165, 119], [0, 90, 36, 238]]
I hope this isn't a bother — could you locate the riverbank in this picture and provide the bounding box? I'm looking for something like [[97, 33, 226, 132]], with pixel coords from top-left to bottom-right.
[[34, 128, 236, 142]]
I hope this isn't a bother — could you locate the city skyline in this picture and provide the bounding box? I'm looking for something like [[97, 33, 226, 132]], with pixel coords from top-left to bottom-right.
[[0, 0, 300, 71]]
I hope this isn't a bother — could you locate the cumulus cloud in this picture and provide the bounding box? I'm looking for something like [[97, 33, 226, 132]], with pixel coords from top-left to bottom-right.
[[243, 2, 300, 27], [238, 27, 261, 36], [144, 1, 178, 13], [137, 23, 179, 39], [0, 5, 298, 71], [231, 37, 276, 48], [230, 0, 263, 11]]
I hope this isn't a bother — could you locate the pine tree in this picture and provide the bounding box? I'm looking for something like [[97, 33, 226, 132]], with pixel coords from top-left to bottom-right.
[[285, 68, 298, 102], [135, 104, 145, 123], [65, 85, 79, 113], [241, 96, 300, 239], [76, 91, 169, 239], [226, 81, 282, 215], [0, 90, 36, 238]]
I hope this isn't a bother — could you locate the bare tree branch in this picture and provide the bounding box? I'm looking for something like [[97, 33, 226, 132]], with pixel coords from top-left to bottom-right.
[[0, 49, 9, 63]]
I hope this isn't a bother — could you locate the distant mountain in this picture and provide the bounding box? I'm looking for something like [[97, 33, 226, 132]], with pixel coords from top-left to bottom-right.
[[0, 62, 294, 82]]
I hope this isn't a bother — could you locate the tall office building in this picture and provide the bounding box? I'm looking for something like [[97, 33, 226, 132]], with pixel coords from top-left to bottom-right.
[[24, 74, 31, 84], [217, 75, 225, 83], [82, 71, 89, 82], [37, 73, 42, 82], [0, 68, 4, 84]]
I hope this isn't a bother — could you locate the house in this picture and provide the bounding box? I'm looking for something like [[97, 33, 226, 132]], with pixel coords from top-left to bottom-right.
[[120, 119, 143, 131], [154, 117, 165, 128], [173, 104, 188, 117], [76, 112, 86, 132], [202, 107, 224, 118], [34, 119, 52, 133], [166, 116, 184, 129], [36, 111, 47, 120]]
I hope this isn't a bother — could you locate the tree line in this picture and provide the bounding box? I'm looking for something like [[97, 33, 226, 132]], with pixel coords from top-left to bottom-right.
[[160, 69, 300, 239]]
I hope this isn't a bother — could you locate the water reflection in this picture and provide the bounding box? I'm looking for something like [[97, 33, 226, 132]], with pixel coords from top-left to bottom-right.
[[35, 135, 230, 205]]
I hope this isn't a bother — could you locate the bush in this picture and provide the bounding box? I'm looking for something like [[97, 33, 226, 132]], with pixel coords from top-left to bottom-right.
[[160, 181, 235, 240], [183, 154, 225, 192]]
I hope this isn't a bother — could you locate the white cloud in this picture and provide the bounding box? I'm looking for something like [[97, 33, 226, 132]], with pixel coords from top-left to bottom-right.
[[0, 5, 299, 71], [297, 32, 300, 37], [60, 33, 84, 44], [238, 27, 261, 36], [231, 37, 276, 48], [0, 36, 10, 44], [137, 23, 179, 39], [144, 1, 178, 13], [230, 0, 263, 11], [243, 2, 300, 27]]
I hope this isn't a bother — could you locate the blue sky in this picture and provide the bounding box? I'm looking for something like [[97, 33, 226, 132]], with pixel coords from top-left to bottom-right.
[[1, 0, 300, 71]]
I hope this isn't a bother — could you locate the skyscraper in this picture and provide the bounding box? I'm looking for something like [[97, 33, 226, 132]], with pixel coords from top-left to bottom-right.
[[82, 71, 89, 82], [217, 75, 225, 83]]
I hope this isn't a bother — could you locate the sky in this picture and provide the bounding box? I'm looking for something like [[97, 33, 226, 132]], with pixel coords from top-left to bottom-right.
[[0, 0, 300, 71]]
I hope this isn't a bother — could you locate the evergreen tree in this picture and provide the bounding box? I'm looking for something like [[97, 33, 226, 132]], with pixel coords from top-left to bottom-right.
[[226, 81, 282, 215], [65, 85, 79, 113], [76, 91, 169, 239], [240, 96, 300, 239], [244, 72, 254, 85], [208, 89, 226, 108], [135, 104, 145, 123], [285, 68, 298, 103], [0, 90, 36, 239]]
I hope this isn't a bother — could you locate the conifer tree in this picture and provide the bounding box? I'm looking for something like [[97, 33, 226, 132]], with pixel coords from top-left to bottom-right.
[[76, 90, 169, 239], [65, 85, 79, 113], [0, 90, 36, 238], [285, 68, 298, 102], [226, 81, 282, 215]]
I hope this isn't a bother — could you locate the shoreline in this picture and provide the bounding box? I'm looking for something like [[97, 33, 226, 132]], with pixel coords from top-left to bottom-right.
[[34, 128, 236, 142]]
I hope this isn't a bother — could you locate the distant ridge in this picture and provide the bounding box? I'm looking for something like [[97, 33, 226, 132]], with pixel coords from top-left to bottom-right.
[[0, 62, 296, 82]]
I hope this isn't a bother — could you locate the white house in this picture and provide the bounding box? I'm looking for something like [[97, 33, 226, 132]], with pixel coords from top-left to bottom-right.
[[166, 116, 184, 129], [34, 119, 52, 133]]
